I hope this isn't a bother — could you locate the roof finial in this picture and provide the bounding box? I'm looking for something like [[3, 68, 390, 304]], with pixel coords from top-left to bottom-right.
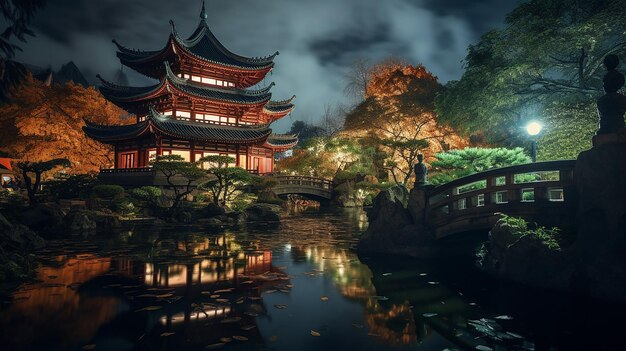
[[200, 1, 208, 20]]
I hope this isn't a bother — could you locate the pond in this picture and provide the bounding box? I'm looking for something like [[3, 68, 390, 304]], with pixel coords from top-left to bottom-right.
[[0, 208, 624, 351]]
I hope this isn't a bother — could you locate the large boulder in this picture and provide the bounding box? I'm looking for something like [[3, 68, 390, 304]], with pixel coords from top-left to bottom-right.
[[358, 186, 439, 258], [64, 209, 97, 232], [478, 218, 575, 291], [18, 203, 66, 236], [245, 203, 282, 223], [0, 212, 46, 251]]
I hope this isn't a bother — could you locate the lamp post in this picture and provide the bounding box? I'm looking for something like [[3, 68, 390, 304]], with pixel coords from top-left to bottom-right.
[[526, 121, 543, 162]]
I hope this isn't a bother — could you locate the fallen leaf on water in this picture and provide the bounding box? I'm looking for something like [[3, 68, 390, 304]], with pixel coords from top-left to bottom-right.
[[320, 296, 329, 302], [274, 304, 288, 309], [219, 337, 232, 343], [210, 294, 220, 298], [494, 315, 513, 320], [160, 332, 175, 337], [205, 342, 225, 349], [232, 336, 248, 341], [82, 344, 96, 350], [214, 288, 234, 293], [241, 325, 256, 331], [310, 330, 321, 337], [220, 317, 241, 324], [135, 306, 162, 312]]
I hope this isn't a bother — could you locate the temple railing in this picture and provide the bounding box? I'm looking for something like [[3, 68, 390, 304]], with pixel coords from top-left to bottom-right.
[[424, 160, 576, 238], [100, 167, 155, 174]]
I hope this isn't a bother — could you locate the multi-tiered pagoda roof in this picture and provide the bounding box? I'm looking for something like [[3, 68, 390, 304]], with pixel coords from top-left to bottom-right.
[[83, 1, 297, 175]]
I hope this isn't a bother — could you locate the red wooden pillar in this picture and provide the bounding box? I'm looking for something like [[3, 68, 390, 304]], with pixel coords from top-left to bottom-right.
[[190, 141, 196, 162], [157, 135, 163, 156], [114, 144, 119, 169], [235, 145, 240, 167]]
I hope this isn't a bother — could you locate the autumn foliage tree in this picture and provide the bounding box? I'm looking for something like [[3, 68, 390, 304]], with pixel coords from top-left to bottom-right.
[[0, 75, 129, 174], [343, 60, 468, 185]]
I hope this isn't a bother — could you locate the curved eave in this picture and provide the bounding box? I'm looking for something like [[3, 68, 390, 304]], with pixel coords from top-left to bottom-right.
[[97, 64, 273, 107], [83, 113, 273, 146], [264, 134, 299, 150], [82, 120, 151, 144], [173, 20, 278, 71]]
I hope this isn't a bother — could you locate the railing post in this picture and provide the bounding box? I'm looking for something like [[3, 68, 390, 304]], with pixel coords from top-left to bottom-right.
[[506, 174, 519, 203]]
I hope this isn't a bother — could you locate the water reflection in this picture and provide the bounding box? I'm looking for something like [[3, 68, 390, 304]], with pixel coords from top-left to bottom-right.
[[5, 208, 615, 350]]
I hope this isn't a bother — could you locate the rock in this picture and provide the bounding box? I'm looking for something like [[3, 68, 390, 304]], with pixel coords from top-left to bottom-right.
[[201, 203, 227, 218], [333, 181, 363, 207], [0, 212, 46, 252], [92, 211, 122, 229], [18, 203, 66, 236], [358, 186, 438, 258], [257, 190, 282, 204], [64, 209, 97, 232], [406, 185, 433, 225], [479, 218, 574, 291], [245, 203, 282, 223], [198, 217, 224, 228]]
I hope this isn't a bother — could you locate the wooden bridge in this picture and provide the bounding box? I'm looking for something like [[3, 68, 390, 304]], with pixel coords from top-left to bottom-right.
[[268, 175, 334, 200], [424, 160, 576, 238]]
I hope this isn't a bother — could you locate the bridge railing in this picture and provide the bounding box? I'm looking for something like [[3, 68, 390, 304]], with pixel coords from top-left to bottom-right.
[[270, 175, 333, 191], [425, 160, 576, 227]]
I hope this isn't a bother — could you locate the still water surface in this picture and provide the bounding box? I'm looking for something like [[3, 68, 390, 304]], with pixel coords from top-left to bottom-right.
[[0, 208, 624, 351]]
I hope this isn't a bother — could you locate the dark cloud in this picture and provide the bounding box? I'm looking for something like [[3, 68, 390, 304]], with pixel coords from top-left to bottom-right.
[[15, 0, 521, 131]]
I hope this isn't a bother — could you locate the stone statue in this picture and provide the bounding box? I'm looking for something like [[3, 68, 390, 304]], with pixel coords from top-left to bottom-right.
[[414, 154, 427, 185], [597, 55, 626, 135]]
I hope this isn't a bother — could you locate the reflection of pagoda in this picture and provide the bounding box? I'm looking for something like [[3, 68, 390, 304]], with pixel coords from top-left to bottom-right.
[[83, 2, 297, 177]]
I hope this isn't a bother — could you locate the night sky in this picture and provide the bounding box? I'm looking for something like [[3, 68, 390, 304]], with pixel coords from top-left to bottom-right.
[[15, 0, 522, 131]]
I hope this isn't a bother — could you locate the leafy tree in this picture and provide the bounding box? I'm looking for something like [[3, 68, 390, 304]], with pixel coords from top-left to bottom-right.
[[0, 0, 47, 99], [288, 120, 325, 145], [429, 147, 531, 184], [436, 0, 626, 156], [16, 158, 70, 205], [343, 60, 469, 185], [0, 76, 129, 173], [150, 155, 206, 215], [199, 155, 252, 206]]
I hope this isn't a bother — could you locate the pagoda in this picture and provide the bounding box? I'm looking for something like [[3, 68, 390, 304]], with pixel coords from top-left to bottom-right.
[[83, 2, 297, 176]]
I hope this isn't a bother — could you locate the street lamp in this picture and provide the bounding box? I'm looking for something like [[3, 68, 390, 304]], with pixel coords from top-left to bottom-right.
[[526, 121, 543, 162]]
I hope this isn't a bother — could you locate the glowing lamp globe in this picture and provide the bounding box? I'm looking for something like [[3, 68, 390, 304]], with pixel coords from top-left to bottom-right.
[[526, 121, 543, 136]]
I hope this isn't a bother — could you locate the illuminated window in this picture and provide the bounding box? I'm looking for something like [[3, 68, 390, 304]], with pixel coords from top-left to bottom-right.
[[176, 111, 191, 118], [191, 76, 201, 82], [208, 78, 216, 85], [477, 194, 485, 207]]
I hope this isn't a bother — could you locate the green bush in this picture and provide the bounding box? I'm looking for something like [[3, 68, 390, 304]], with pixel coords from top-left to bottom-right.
[[128, 186, 161, 203], [45, 174, 100, 199], [91, 184, 125, 199]]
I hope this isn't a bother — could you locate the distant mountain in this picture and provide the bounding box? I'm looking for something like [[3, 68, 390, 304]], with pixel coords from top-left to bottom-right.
[[23, 61, 90, 87]]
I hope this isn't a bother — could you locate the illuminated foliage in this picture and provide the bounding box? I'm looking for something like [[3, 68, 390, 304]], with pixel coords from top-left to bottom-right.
[[436, 0, 626, 156], [344, 60, 469, 185], [429, 147, 531, 185], [199, 155, 252, 206], [150, 154, 206, 214], [0, 75, 129, 173]]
